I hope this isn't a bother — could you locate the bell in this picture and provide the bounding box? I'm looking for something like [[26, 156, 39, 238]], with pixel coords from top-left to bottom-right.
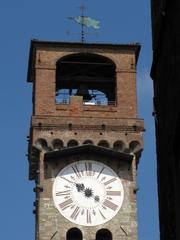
[[76, 84, 92, 101]]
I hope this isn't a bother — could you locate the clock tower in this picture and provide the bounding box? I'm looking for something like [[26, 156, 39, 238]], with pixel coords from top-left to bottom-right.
[[27, 40, 144, 240]]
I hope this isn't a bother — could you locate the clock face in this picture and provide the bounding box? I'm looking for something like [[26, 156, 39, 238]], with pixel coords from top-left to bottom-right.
[[52, 160, 124, 226]]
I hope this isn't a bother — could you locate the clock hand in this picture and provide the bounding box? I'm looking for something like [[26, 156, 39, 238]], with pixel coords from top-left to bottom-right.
[[94, 195, 100, 202], [76, 183, 85, 192]]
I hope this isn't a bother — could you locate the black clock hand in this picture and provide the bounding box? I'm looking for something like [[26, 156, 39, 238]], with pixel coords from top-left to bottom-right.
[[94, 195, 100, 202], [74, 181, 100, 201], [76, 183, 85, 192]]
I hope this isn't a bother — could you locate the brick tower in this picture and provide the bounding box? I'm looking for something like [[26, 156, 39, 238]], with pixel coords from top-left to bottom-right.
[[27, 40, 144, 240]]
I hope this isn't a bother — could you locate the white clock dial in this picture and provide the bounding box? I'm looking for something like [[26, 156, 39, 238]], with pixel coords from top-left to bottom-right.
[[52, 160, 124, 226]]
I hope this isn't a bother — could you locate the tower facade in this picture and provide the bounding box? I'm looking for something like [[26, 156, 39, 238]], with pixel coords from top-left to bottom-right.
[[27, 40, 144, 240]]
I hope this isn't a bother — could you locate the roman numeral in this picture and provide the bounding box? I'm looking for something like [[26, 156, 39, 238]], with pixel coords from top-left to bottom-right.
[[70, 206, 80, 220], [99, 209, 106, 220], [97, 167, 105, 179], [103, 199, 118, 211], [104, 177, 117, 186], [106, 191, 121, 196], [85, 162, 93, 176], [59, 198, 73, 210], [60, 176, 74, 184], [87, 210, 91, 224], [72, 165, 81, 178], [56, 190, 70, 196]]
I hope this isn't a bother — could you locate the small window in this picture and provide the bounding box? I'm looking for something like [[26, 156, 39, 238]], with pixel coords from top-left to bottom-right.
[[129, 140, 140, 153], [51, 139, 64, 150], [83, 140, 94, 145], [98, 140, 110, 148], [113, 140, 125, 152], [35, 138, 48, 150], [96, 229, 112, 240], [56, 53, 116, 106], [67, 139, 79, 147], [67, 228, 82, 240]]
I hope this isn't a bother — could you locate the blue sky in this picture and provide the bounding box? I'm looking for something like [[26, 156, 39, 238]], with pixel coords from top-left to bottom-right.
[[0, 0, 159, 239]]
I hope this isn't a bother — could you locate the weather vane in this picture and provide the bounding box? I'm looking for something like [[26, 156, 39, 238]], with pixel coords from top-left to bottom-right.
[[67, 4, 100, 43]]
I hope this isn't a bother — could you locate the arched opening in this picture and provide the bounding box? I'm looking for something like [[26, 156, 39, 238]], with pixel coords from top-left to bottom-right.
[[66, 228, 82, 240], [98, 140, 110, 148], [129, 140, 141, 153], [67, 139, 79, 147], [96, 229, 112, 240], [51, 139, 64, 150], [83, 139, 94, 145], [113, 140, 125, 152], [56, 53, 116, 105], [35, 138, 48, 151]]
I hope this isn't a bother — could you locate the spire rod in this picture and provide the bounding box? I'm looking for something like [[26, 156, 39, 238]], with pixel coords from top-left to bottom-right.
[[80, 4, 86, 43]]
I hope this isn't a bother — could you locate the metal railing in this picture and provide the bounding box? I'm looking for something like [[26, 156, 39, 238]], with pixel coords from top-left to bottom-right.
[[56, 93, 116, 106], [83, 100, 116, 106]]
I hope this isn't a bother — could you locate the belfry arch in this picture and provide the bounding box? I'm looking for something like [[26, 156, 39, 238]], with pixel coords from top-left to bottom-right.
[[56, 53, 116, 105]]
